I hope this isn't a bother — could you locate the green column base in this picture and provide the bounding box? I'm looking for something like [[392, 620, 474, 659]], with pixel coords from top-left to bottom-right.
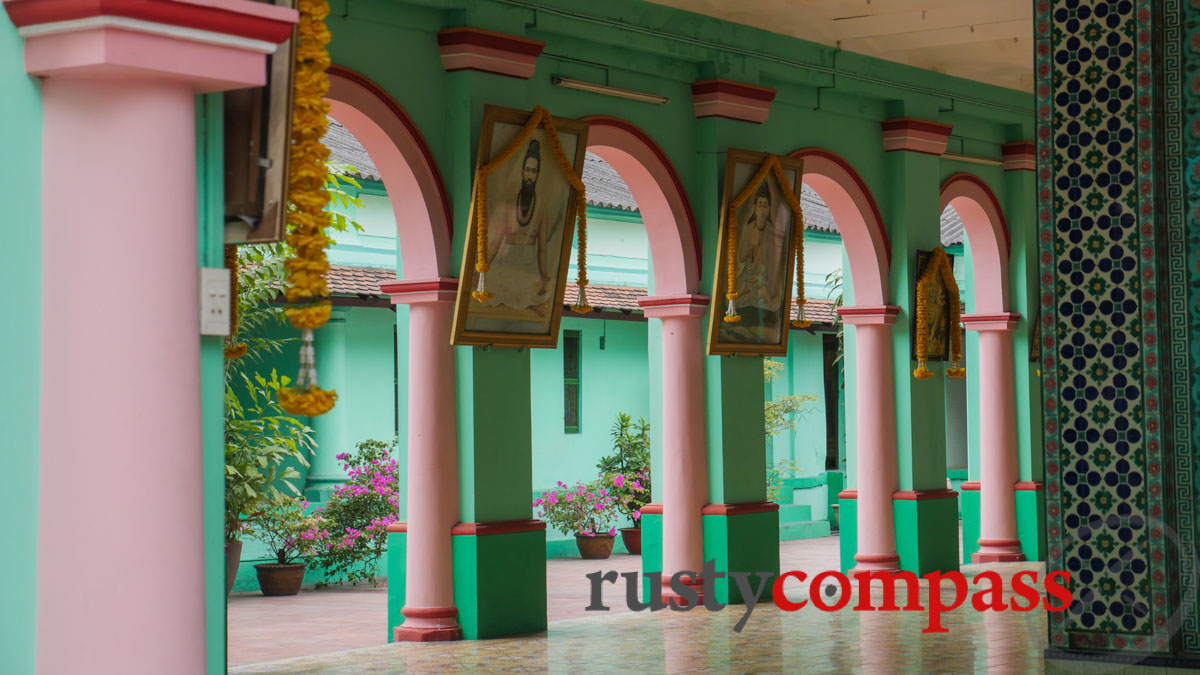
[[386, 530, 407, 643], [961, 488, 981, 564], [452, 529, 546, 639], [894, 496, 959, 575], [640, 512, 663, 601], [826, 472, 845, 530], [838, 496, 858, 573], [702, 510, 780, 605], [1015, 488, 1046, 561], [838, 494, 959, 574]]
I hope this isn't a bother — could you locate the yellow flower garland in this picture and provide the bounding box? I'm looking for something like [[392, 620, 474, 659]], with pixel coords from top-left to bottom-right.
[[472, 106, 591, 313], [223, 244, 248, 360], [724, 155, 808, 326], [278, 0, 337, 417], [912, 246, 965, 380]]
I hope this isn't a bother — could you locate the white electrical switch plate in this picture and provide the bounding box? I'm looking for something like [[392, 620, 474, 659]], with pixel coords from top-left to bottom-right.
[[200, 267, 232, 336]]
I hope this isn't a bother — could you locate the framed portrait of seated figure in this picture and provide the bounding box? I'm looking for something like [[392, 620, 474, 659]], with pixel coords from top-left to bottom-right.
[[451, 105, 590, 348], [707, 148, 805, 357]]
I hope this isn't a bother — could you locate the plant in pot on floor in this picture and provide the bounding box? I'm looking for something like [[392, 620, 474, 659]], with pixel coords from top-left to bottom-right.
[[534, 480, 619, 559], [596, 413, 652, 555], [248, 493, 318, 596]]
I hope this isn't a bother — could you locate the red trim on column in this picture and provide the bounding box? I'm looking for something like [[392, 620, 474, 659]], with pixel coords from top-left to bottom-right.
[[636, 294, 709, 309], [1014, 481, 1044, 491], [880, 117, 954, 136], [960, 481, 981, 491], [401, 605, 458, 619], [380, 278, 459, 294], [892, 489, 958, 501], [584, 116, 702, 275], [838, 490, 858, 499], [326, 65, 453, 242], [1000, 141, 1036, 171], [978, 538, 1022, 547], [385, 522, 408, 533], [435, 27, 544, 79], [450, 519, 547, 536], [657, 573, 705, 608], [960, 312, 1021, 324], [836, 305, 901, 318], [689, 78, 777, 102], [853, 553, 900, 564], [701, 501, 780, 516], [5, 0, 296, 42], [640, 503, 664, 515], [394, 625, 463, 642], [880, 117, 953, 155], [436, 26, 544, 56]]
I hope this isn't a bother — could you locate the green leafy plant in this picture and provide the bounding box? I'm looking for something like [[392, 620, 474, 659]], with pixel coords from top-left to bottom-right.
[[534, 480, 619, 537], [249, 493, 318, 565], [766, 459, 804, 502], [325, 163, 367, 239], [303, 438, 399, 586], [825, 268, 844, 365], [596, 414, 652, 527], [764, 360, 818, 437]]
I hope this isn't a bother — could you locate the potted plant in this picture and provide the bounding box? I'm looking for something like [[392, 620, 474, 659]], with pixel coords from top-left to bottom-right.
[[249, 493, 316, 596], [534, 480, 619, 559], [596, 414, 651, 555]]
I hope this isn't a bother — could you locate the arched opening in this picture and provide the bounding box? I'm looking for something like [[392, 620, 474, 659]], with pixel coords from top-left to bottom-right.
[[940, 173, 1010, 314]]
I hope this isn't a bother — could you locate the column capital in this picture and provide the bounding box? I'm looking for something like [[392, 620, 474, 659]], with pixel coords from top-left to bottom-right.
[[436, 27, 544, 79], [637, 294, 709, 318], [1001, 141, 1036, 171], [381, 278, 458, 305], [880, 117, 953, 155], [961, 312, 1020, 331], [690, 78, 776, 124], [836, 305, 900, 326], [4, 0, 298, 91]]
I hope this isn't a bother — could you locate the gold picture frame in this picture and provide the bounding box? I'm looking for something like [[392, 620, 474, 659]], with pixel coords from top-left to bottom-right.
[[451, 105, 590, 348], [911, 249, 956, 362], [706, 148, 805, 357]]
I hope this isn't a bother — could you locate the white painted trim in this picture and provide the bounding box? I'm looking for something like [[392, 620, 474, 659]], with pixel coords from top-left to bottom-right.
[[18, 15, 280, 53]]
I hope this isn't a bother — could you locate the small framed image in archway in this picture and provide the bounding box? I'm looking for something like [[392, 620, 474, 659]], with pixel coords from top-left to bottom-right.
[[911, 249, 956, 361], [707, 148, 804, 357], [451, 105, 590, 348]]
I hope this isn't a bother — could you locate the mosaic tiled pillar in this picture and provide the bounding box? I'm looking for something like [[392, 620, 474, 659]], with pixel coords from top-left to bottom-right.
[[1039, 0, 1200, 666]]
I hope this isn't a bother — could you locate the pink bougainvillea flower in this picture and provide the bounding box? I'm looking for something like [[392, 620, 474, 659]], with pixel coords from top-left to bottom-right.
[[632, 510, 641, 521], [608, 527, 616, 537], [613, 474, 624, 488], [548, 493, 558, 505], [533, 497, 543, 506], [600, 488, 608, 496], [630, 480, 642, 491]]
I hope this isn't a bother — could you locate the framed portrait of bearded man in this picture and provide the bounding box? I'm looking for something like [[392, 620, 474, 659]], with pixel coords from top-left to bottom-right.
[[452, 105, 590, 348], [707, 149, 804, 357]]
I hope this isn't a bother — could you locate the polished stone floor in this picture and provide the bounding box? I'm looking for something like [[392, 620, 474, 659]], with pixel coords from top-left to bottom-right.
[[230, 535, 1053, 673]]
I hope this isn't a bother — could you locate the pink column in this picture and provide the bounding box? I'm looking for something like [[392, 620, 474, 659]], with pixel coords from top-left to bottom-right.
[[6, 3, 296, 673], [382, 279, 463, 640], [838, 306, 901, 573], [639, 295, 709, 604], [963, 313, 1024, 562]]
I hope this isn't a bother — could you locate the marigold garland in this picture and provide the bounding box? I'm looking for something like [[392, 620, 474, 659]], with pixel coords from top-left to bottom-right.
[[278, 0, 337, 417], [472, 106, 591, 313], [724, 154, 808, 326], [913, 246, 965, 380], [223, 244, 248, 360]]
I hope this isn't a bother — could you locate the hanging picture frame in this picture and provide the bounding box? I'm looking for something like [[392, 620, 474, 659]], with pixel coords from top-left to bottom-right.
[[706, 148, 806, 357], [451, 105, 590, 348], [911, 249, 956, 362]]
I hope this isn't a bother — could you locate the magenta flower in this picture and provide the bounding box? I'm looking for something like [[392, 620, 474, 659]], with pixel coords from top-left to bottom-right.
[[630, 480, 642, 491], [632, 510, 641, 521], [608, 527, 616, 537], [613, 474, 624, 488]]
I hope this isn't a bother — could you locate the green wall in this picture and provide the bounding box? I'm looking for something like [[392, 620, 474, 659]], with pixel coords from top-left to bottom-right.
[[0, 18, 41, 675]]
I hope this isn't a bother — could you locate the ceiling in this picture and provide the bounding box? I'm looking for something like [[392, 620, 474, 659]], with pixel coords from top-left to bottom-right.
[[646, 0, 1033, 92]]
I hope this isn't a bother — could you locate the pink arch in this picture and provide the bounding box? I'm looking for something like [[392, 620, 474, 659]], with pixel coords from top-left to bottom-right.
[[583, 116, 700, 295], [789, 148, 890, 306], [940, 174, 1010, 313], [325, 65, 452, 279]]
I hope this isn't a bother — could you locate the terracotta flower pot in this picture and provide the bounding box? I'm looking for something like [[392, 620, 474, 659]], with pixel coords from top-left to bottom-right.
[[254, 562, 307, 596], [575, 534, 615, 560], [620, 527, 642, 555], [225, 540, 243, 597]]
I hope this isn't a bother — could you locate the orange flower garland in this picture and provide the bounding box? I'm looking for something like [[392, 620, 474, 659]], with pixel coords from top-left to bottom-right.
[[278, 0, 337, 417], [912, 246, 965, 380], [472, 106, 591, 313], [724, 154, 808, 326]]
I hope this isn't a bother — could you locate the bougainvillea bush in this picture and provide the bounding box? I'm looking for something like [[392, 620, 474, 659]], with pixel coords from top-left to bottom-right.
[[302, 438, 399, 585], [534, 480, 618, 537]]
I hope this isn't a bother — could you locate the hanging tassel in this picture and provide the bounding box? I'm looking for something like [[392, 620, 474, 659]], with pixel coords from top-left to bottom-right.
[[473, 271, 492, 303], [913, 360, 934, 380], [946, 357, 966, 379], [279, 328, 338, 417], [724, 296, 741, 323], [791, 298, 811, 329]]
